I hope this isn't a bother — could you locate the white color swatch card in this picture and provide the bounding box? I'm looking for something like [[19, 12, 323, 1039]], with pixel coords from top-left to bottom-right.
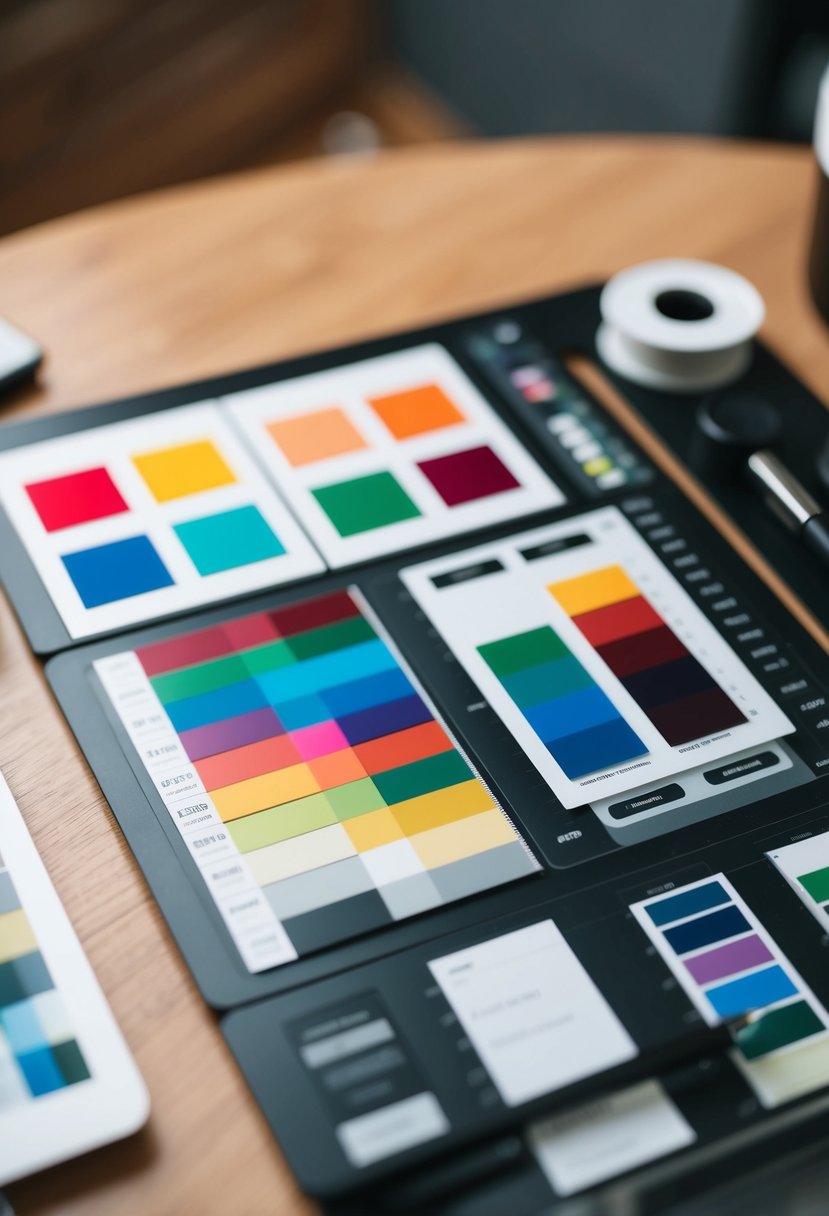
[[428, 919, 636, 1107], [528, 1079, 694, 1197], [0, 774, 148, 1184], [403, 507, 793, 808], [223, 344, 564, 567]]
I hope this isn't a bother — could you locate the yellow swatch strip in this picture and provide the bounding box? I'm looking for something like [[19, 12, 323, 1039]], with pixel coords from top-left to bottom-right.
[[0, 908, 38, 964], [410, 808, 516, 869], [392, 780, 494, 837], [344, 807, 405, 852], [548, 564, 639, 617], [212, 763, 320, 822]]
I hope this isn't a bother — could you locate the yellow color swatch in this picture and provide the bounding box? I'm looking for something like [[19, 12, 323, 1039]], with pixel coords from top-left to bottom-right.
[[133, 440, 236, 502], [0, 908, 38, 964], [212, 763, 320, 821], [549, 565, 639, 617], [411, 807, 515, 869], [392, 780, 494, 837], [344, 807, 404, 852]]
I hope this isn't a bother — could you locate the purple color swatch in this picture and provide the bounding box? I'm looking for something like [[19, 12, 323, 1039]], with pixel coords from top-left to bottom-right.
[[684, 933, 773, 985], [179, 706, 283, 762]]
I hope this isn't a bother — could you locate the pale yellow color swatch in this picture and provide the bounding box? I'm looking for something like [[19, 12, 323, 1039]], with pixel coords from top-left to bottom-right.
[[0, 908, 38, 964], [246, 823, 356, 885], [410, 808, 516, 868]]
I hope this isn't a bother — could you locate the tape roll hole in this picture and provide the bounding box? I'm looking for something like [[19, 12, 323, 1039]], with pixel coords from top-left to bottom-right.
[[654, 289, 715, 323]]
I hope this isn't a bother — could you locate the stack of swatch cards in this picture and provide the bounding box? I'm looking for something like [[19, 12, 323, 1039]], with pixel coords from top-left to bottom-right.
[[2, 292, 829, 1212]]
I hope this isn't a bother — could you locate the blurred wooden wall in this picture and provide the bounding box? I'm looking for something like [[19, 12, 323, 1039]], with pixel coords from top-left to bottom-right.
[[0, 0, 460, 236]]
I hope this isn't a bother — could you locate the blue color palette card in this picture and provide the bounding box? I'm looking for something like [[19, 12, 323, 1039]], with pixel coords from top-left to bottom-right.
[[0, 773, 148, 1184]]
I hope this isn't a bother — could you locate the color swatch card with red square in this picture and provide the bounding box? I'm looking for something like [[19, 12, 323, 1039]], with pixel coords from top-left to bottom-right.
[[0, 403, 324, 640], [222, 345, 565, 567]]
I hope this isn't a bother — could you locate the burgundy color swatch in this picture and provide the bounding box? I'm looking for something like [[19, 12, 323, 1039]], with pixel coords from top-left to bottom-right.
[[26, 467, 129, 532], [417, 445, 520, 506]]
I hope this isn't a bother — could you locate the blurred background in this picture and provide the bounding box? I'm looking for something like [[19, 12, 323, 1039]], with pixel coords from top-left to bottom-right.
[[2, 0, 829, 238]]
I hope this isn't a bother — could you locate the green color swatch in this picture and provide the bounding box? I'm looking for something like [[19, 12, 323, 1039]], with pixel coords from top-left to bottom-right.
[[478, 626, 570, 677], [312, 472, 421, 536]]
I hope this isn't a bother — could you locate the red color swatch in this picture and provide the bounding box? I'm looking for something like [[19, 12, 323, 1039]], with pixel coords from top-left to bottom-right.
[[25, 467, 129, 532], [417, 445, 519, 506]]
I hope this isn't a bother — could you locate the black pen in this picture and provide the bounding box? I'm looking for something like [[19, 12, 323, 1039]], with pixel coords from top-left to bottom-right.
[[377, 1013, 751, 1211]]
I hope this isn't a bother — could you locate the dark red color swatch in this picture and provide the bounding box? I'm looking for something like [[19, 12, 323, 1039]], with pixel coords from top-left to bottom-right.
[[417, 445, 520, 507], [26, 467, 128, 532]]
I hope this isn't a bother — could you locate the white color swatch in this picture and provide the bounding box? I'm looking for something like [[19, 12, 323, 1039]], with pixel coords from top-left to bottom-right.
[[528, 1079, 694, 1196], [428, 919, 636, 1107]]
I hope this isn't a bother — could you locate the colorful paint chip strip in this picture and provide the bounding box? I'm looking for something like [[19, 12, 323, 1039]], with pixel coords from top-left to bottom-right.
[[96, 588, 539, 972], [477, 625, 646, 779], [0, 874, 90, 1106], [631, 873, 829, 1105], [549, 566, 746, 747]]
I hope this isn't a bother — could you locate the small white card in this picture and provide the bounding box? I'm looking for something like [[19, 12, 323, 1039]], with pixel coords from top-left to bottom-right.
[[0, 774, 149, 1184], [528, 1079, 695, 1196], [428, 919, 636, 1107]]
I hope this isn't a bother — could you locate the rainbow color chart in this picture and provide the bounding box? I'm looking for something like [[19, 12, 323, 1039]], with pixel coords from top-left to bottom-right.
[[223, 344, 564, 567], [95, 589, 539, 972], [0, 863, 89, 1106], [631, 875, 829, 1108], [0, 403, 323, 638], [400, 507, 794, 809]]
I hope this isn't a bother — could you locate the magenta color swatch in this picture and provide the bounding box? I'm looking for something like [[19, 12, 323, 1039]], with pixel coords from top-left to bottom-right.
[[26, 467, 129, 532], [417, 445, 520, 506], [683, 933, 773, 985]]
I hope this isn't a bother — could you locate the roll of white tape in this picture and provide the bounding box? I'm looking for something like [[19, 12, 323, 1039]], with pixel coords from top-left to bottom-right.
[[597, 259, 765, 393]]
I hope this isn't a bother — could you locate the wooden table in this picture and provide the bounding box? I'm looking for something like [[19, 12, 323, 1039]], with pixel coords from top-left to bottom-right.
[[2, 136, 828, 1216]]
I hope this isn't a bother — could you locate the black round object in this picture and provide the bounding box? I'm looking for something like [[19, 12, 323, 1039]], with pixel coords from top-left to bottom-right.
[[691, 393, 783, 481], [654, 289, 715, 322], [696, 394, 783, 449]]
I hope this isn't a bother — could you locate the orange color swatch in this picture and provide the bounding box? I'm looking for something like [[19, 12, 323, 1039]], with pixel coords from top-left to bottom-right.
[[353, 720, 453, 775], [368, 384, 465, 440], [267, 408, 367, 466]]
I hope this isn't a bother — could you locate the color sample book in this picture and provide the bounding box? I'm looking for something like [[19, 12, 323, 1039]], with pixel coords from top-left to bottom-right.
[[767, 831, 829, 935], [94, 589, 539, 973], [0, 402, 324, 639], [631, 874, 829, 1108], [401, 507, 793, 809], [222, 344, 564, 567], [0, 774, 148, 1185]]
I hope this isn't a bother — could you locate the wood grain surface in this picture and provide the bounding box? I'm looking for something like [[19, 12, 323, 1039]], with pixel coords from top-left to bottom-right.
[[2, 136, 828, 1216]]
